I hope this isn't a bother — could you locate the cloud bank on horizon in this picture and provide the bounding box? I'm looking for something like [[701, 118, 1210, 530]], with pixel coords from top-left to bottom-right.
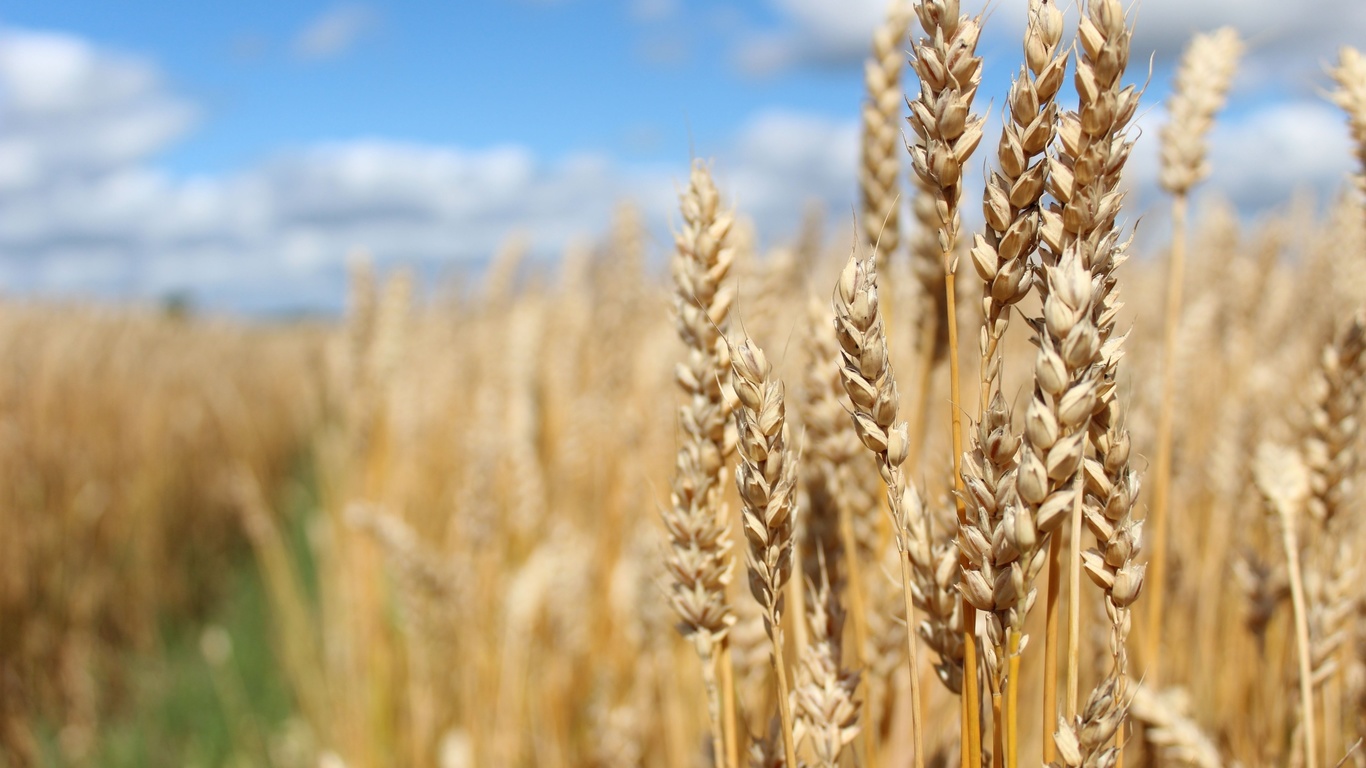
[[0, 0, 1360, 313]]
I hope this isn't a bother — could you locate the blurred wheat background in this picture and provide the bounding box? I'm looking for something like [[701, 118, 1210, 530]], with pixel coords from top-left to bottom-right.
[[3, 1, 1366, 767]]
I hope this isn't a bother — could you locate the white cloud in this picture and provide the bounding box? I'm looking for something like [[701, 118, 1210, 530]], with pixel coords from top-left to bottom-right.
[[0, 24, 1357, 313], [733, 0, 887, 74], [1125, 99, 1355, 218], [742, 0, 1366, 89], [629, 0, 679, 23], [722, 110, 859, 232], [293, 4, 377, 61], [0, 30, 194, 188]]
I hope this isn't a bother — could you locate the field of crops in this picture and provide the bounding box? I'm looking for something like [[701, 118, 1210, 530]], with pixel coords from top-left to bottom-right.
[[4, 1, 1366, 767]]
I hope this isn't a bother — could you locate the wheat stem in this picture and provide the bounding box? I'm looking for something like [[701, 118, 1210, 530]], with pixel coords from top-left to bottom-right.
[[1145, 192, 1187, 683], [1043, 532, 1062, 764], [1283, 512, 1319, 768]]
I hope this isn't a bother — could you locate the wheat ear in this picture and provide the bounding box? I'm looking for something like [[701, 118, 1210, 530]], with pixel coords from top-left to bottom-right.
[[1302, 314, 1366, 761], [1254, 444, 1317, 768], [1147, 27, 1243, 686], [906, 1, 986, 761], [833, 247, 926, 768], [961, 3, 1066, 763], [802, 295, 880, 766], [1036, 0, 1139, 728], [665, 160, 739, 768], [730, 337, 800, 768], [1331, 47, 1366, 225], [861, 0, 913, 274], [793, 557, 861, 768]]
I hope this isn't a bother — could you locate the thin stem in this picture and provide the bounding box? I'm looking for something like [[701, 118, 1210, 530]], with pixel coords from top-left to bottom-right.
[[1282, 513, 1319, 768], [1042, 532, 1063, 764], [839, 499, 879, 768], [945, 269, 981, 768], [1066, 471, 1084, 719], [791, 541, 810, 659], [720, 639, 739, 768], [907, 314, 939, 476], [772, 630, 800, 768], [1006, 630, 1021, 768], [899, 553, 928, 768], [1145, 192, 1188, 683], [992, 689, 1004, 768], [700, 646, 728, 768]]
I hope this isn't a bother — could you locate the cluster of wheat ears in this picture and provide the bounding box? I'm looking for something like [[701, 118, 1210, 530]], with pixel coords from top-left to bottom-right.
[[659, 2, 1366, 767], [9, 0, 1366, 766]]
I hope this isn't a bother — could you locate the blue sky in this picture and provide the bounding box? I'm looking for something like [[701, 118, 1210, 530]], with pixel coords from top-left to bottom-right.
[[0, 1, 869, 171], [0, 0, 1361, 312]]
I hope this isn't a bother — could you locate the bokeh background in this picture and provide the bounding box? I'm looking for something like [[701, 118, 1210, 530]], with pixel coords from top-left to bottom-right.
[[0, 0, 1361, 312], [4, 2, 1366, 767]]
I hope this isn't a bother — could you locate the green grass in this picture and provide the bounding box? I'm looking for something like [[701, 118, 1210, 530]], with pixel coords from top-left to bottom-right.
[[34, 470, 322, 768]]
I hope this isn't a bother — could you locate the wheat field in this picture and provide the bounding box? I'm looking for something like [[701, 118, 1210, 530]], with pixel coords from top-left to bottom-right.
[[4, 1, 1366, 767]]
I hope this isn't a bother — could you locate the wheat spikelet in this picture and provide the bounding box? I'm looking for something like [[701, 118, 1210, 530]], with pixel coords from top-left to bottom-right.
[[1303, 313, 1366, 525], [861, 1, 912, 272], [832, 246, 931, 767], [902, 484, 966, 693], [1040, 0, 1138, 266], [730, 335, 800, 768], [1254, 442, 1318, 768], [792, 561, 861, 768], [1051, 676, 1125, 768], [665, 160, 738, 647], [1128, 687, 1225, 768], [731, 338, 799, 637], [1159, 28, 1244, 196], [1331, 47, 1366, 212], [665, 159, 739, 768], [1029, 0, 1140, 738], [907, 0, 984, 270], [906, 3, 986, 757], [970, 0, 1066, 394]]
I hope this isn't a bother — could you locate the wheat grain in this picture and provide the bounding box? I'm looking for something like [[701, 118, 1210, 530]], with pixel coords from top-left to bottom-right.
[[861, 1, 913, 272]]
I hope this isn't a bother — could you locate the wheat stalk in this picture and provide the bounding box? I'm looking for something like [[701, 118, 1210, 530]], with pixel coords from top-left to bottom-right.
[[906, 1, 987, 760], [665, 160, 740, 768], [1254, 443, 1318, 768], [1035, 0, 1139, 733], [833, 246, 926, 768], [1148, 27, 1243, 687], [730, 336, 800, 768]]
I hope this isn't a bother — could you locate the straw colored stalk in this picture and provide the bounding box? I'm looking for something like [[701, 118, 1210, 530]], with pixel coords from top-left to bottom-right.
[[860, 1, 912, 273], [959, 392, 1030, 767], [1037, 0, 1139, 731], [1253, 444, 1318, 768], [730, 337, 800, 768], [801, 296, 879, 765], [962, 2, 1065, 761], [1016, 246, 1101, 763], [906, 1, 986, 761], [1148, 26, 1244, 686], [832, 248, 926, 768], [664, 160, 740, 768]]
